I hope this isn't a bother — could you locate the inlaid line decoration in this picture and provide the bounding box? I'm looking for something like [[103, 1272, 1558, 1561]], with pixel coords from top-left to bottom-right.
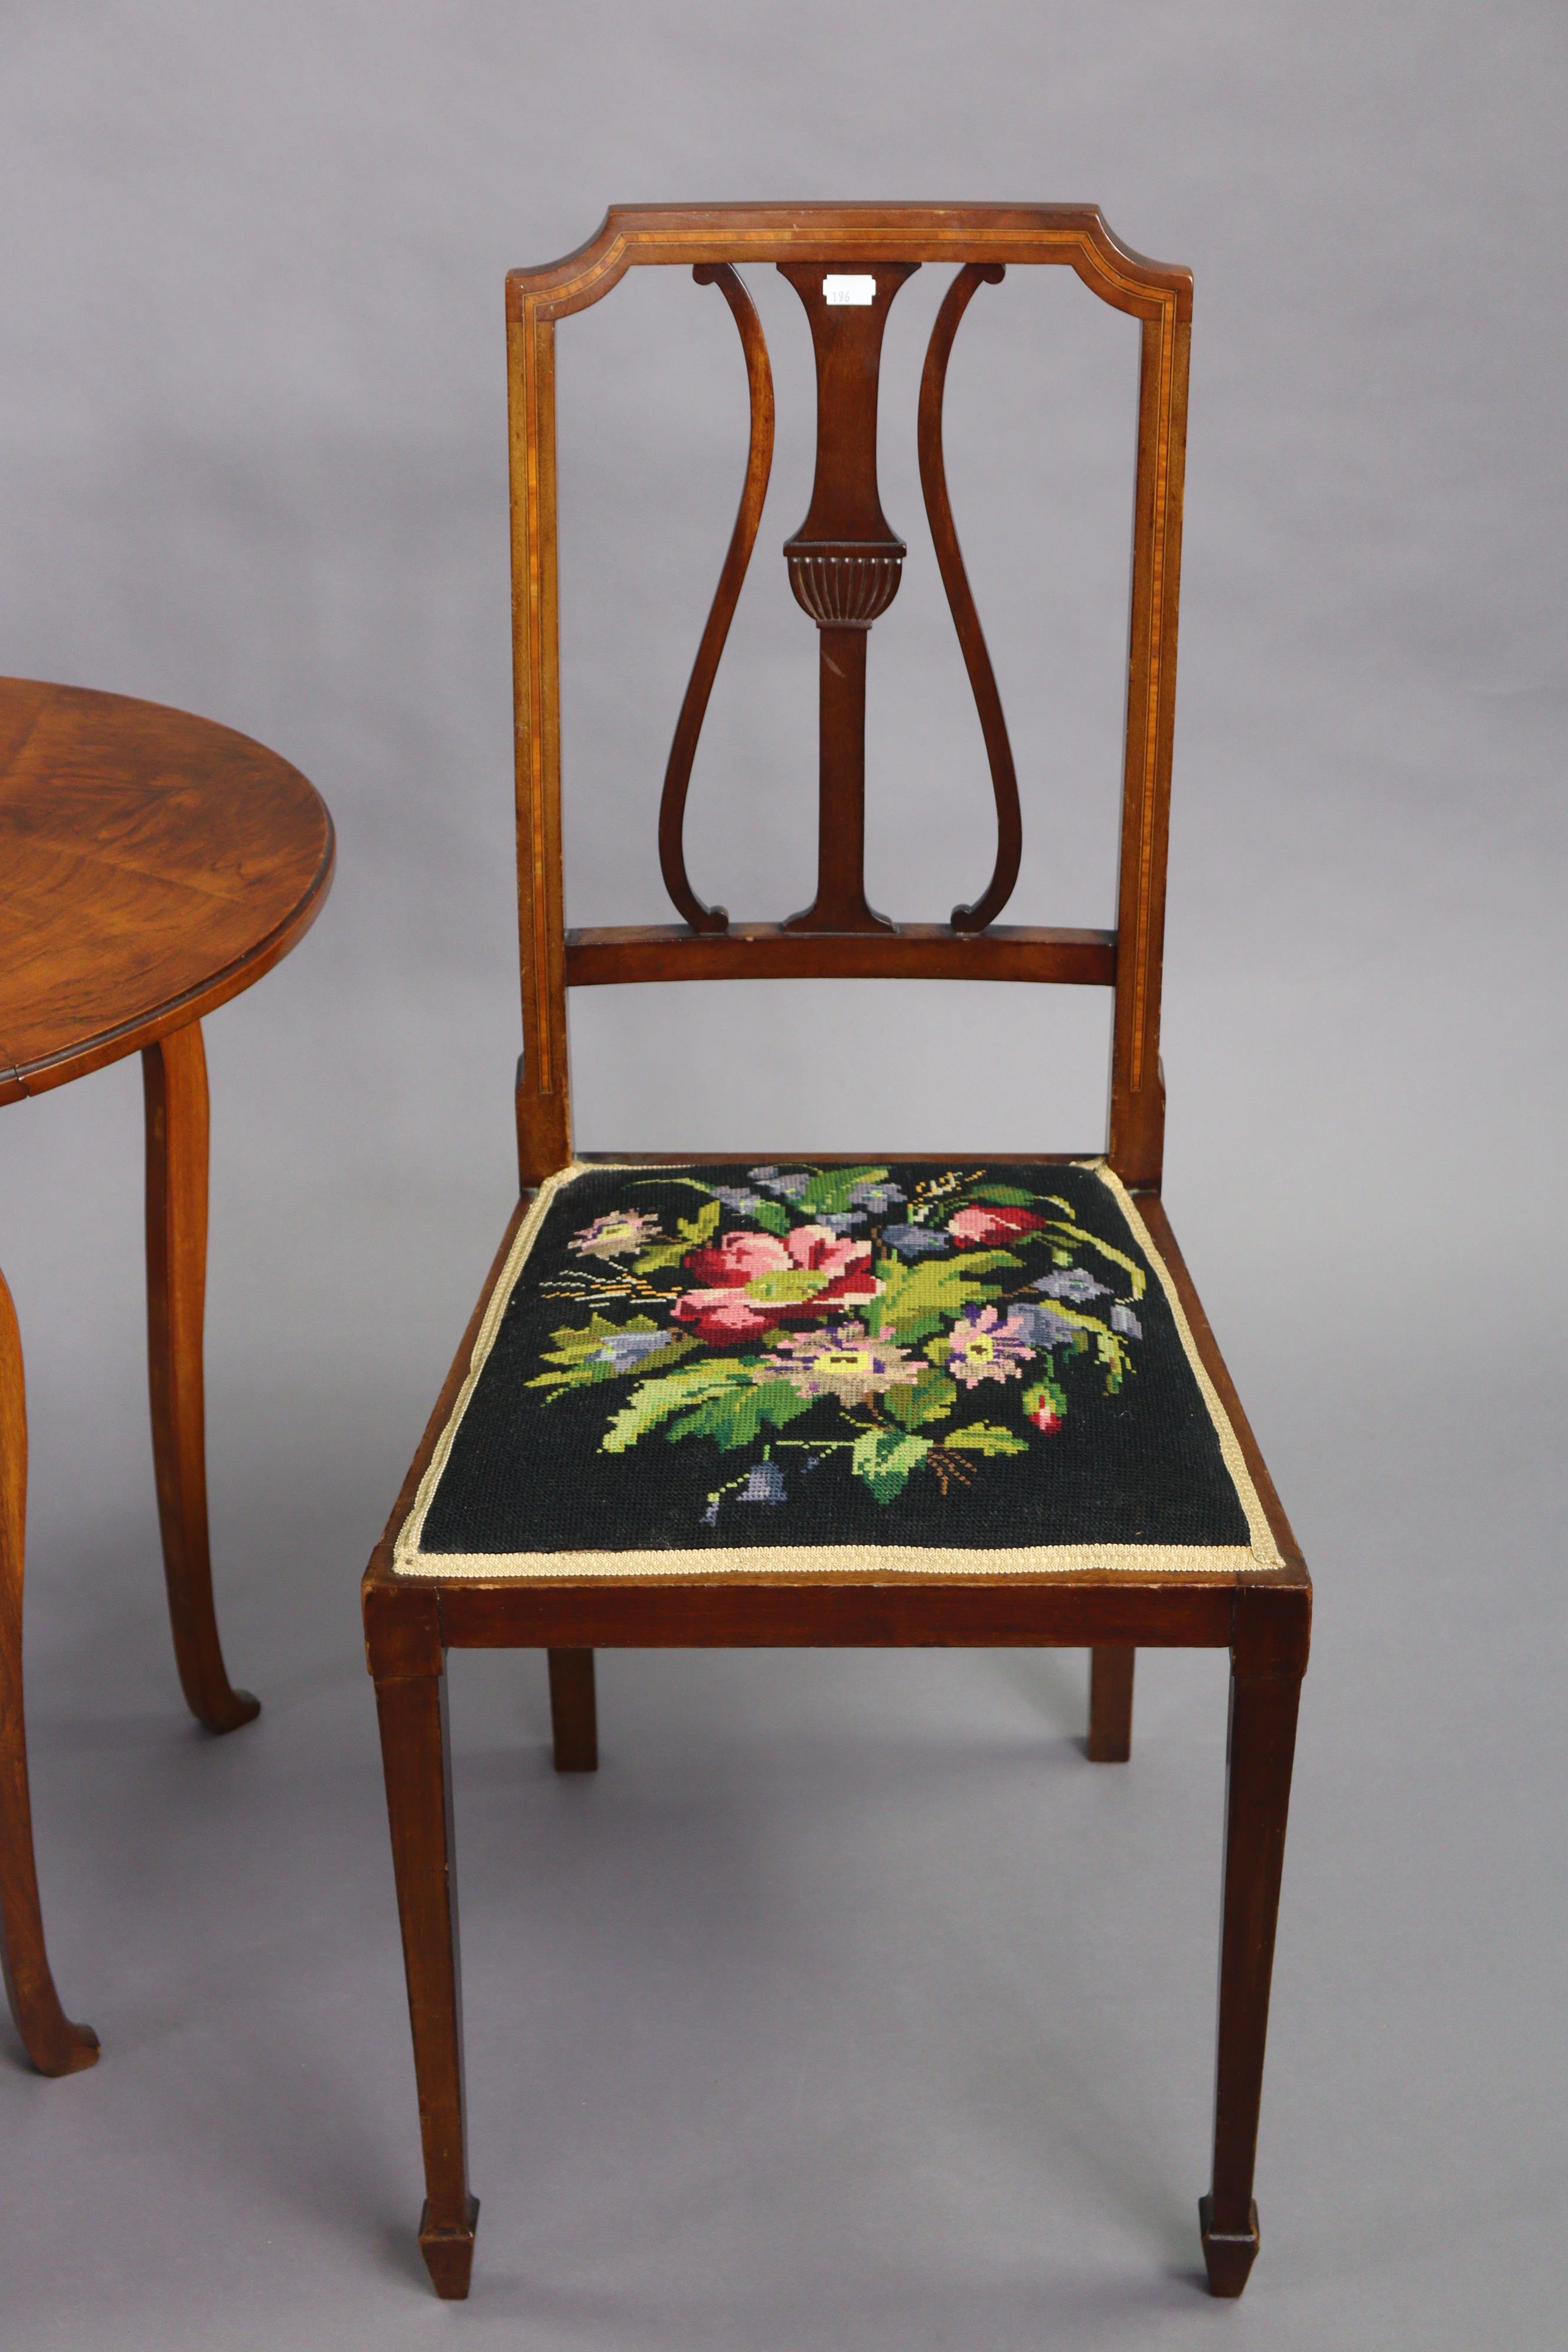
[[1127, 296, 1178, 1092], [917, 262, 1022, 933], [658, 265, 775, 933], [517, 220, 1182, 329], [522, 300, 556, 1093]]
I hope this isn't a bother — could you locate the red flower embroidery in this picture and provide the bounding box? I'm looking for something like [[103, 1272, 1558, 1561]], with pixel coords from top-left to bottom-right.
[[948, 1203, 1050, 1247], [674, 1224, 880, 1344]]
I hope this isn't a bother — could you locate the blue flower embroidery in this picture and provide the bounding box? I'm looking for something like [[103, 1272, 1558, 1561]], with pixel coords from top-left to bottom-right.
[[1012, 1300, 1082, 1350], [882, 1223, 952, 1257], [1035, 1267, 1108, 1302], [592, 1328, 677, 1371], [749, 1165, 811, 1200]]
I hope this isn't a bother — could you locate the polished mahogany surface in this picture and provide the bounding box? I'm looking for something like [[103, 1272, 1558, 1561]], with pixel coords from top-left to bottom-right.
[[0, 678, 334, 1104]]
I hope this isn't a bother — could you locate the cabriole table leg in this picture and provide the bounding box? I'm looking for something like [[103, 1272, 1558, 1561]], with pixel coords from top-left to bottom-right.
[[143, 1021, 259, 1734], [0, 1270, 99, 2075]]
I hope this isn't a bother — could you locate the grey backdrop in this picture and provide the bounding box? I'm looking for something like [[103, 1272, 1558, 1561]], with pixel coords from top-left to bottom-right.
[[1, 5, 1563, 2347]]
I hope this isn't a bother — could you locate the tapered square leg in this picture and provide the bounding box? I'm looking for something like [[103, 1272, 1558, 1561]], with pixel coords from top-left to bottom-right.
[[1202, 1661, 1302, 2297], [143, 1023, 258, 1735], [0, 1270, 99, 2075], [419, 2194, 480, 2299], [1087, 1645, 1134, 1760], [1199, 2193, 1259, 2297], [374, 1665, 477, 2298], [547, 1648, 597, 1772]]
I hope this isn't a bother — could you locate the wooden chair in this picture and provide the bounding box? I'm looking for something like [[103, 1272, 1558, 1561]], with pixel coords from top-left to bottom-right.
[[363, 204, 1310, 2304]]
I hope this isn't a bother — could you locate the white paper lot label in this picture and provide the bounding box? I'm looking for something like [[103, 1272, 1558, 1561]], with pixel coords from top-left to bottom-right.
[[823, 274, 876, 306]]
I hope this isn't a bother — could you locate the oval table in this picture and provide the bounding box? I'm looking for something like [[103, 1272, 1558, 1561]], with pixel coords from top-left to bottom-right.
[[0, 677, 333, 2074]]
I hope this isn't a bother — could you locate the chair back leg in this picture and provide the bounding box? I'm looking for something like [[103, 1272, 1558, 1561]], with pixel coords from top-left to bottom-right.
[[547, 1648, 597, 1772], [1086, 1646, 1135, 1761]]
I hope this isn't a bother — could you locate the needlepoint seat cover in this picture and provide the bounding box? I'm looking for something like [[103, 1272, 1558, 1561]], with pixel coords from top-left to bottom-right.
[[394, 1159, 1282, 1580]]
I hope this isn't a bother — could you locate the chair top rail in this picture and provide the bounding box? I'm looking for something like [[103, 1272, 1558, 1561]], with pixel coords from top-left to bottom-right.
[[507, 203, 1192, 325]]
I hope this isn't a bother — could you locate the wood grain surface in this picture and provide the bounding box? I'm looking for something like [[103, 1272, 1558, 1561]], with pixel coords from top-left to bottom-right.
[[0, 678, 334, 1102]]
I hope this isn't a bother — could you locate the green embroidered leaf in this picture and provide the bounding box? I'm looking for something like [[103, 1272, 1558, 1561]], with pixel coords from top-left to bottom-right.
[[968, 1184, 1040, 1206], [632, 1240, 692, 1272], [744, 1265, 829, 1305], [667, 1378, 814, 1452], [1035, 1300, 1132, 1393], [538, 1314, 633, 1366], [754, 1378, 816, 1431], [602, 1360, 756, 1452], [633, 1196, 723, 1273], [796, 1164, 888, 1216], [527, 1315, 693, 1395], [874, 1250, 1017, 1342], [750, 1199, 792, 1237], [1041, 1219, 1147, 1299], [1023, 1373, 1067, 1423], [851, 1427, 930, 1503], [883, 1367, 958, 1429], [944, 1421, 1030, 1456]]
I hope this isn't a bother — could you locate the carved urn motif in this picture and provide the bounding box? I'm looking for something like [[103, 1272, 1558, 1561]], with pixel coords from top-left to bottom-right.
[[783, 540, 904, 627]]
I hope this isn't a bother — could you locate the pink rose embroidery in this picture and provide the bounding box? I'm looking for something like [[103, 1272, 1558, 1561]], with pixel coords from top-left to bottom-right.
[[674, 1224, 880, 1344], [948, 1203, 1050, 1247]]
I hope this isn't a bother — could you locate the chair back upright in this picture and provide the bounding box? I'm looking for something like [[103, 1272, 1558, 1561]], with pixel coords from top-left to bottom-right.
[[505, 203, 1192, 1191]]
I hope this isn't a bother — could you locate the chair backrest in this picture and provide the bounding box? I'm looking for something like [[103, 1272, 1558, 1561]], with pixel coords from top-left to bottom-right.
[[506, 202, 1191, 1192]]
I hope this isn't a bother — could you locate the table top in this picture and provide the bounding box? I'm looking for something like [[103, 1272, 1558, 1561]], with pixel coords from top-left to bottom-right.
[[0, 678, 334, 1103]]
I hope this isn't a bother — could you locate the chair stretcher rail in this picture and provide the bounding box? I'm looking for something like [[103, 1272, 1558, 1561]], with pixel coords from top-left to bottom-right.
[[564, 922, 1116, 986]]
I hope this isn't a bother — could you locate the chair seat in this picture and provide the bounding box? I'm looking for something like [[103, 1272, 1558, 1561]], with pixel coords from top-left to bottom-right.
[[394, 1159, 1283, 1582]]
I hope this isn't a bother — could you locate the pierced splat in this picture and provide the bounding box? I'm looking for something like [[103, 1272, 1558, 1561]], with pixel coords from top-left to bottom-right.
[[658, 257, 1020, 944], [918, 263, 1023, 931], [777, 260, 919, 935], [508, 205, 1193, 1195], [658, 264, 775, 934]]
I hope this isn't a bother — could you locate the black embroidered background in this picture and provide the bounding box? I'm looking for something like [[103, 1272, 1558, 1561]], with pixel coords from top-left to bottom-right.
[[415, 1162, 1252, 1559]]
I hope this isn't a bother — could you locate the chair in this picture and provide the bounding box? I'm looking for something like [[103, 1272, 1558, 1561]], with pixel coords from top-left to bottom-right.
[[363, 204, 1310, 2304]]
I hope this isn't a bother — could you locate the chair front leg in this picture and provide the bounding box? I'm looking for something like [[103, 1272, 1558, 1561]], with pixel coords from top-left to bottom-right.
[[1201, 1658, 1303, 2297], [0, 1270, 99, 2075], [143, 1022, 258, 1733], [374, 1664, 478, 2298]]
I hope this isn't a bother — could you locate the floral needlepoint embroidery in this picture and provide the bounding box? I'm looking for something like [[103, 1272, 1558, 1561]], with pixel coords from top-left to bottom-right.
[[673, 1224, 880, 1344], [949, 1202, 1050, 1247], [1036, 1267, 1106, 1302], [592, 1327, 677, 1371], [570, 1209, 664, 1261], [881, 1223, 952, 1258], [763, 1321, 922, 1406], [521, 1164, 1153, 1529], [944, 1303, 1037, 1388], [1025, 1383, 1064, 1434]]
